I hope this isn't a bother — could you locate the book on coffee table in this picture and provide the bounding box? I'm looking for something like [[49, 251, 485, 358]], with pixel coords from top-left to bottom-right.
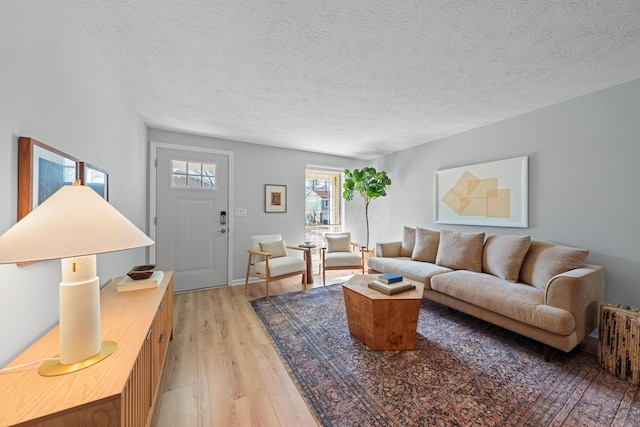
[[368, 279, 416, 295], [378, 273, 403, 284]]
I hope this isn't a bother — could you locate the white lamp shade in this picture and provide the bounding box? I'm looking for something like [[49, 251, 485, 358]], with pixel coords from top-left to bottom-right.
[[0, 185, 153, 264]]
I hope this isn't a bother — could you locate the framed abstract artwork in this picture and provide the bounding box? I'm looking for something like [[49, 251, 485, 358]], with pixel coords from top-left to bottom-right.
[[265, 184, 287, 213], [79, 162, 109, 200], [18, 137, 79, 222], [435, 156, 528, 228]]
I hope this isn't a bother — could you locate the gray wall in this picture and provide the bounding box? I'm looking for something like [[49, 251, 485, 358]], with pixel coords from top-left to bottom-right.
[[373, 79, 640, 306], [0, 0, 148, 366], [148, 129, 363, 281]]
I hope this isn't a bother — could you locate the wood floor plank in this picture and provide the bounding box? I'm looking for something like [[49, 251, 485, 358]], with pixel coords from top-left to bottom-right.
[[163, 291, 198, 391], [253, 342, 319, 426], [152, 270, 351, 427], [197, 289, 221, 351], [235, 389, 281, 427], [154, 383, 198, 427], [197, 346, 239, 426], [218, 311, 264, 399]]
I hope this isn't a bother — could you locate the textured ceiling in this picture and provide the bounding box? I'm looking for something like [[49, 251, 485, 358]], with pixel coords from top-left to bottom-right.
[[67, 0, 640, 159]]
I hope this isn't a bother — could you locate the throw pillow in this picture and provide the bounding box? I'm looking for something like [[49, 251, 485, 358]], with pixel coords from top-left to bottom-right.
[[326, 235, 351, 253], [482, 235, 531, 282], [435, 230, 485, 272], [519, 239, 589, 290], [411, 227, 440, 263], [259, 239, 288, 258], [400, 226, 416, 257]]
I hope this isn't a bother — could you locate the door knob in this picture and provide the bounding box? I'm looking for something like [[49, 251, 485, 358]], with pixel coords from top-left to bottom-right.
[[220, 228, 227, 233]]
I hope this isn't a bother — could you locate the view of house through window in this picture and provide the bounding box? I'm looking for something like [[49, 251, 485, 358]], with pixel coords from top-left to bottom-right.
[[305, 168, 344, 274]]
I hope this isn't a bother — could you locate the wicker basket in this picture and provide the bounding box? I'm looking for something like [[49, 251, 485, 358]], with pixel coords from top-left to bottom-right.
[[599, 304, 640, 385]]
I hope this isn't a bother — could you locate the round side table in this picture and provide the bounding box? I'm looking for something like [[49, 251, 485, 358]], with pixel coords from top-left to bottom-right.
[[298, 244, 316, 284]]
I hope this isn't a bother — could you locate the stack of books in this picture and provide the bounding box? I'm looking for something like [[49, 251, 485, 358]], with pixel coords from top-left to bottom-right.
[[368, 273, 416, 295], [117, 271, 164, 292]]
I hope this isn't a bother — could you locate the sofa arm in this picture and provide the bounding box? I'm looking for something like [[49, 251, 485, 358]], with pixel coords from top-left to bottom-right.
[[545, 264, 605, 340], [375, 241, 402, 257]]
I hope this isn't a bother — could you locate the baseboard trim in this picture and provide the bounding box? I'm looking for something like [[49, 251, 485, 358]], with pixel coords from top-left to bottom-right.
[[579, 334, 599, 356]]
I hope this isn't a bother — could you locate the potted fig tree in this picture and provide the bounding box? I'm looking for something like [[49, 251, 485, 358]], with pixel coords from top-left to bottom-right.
[[342, 167, 391, 251]]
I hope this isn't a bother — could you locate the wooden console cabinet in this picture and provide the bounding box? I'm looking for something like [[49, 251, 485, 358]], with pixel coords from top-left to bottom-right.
[[0, 271, 174, 427]]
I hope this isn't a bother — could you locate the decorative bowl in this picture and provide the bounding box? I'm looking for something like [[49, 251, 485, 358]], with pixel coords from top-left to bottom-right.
[[127, 264, 156, 280]]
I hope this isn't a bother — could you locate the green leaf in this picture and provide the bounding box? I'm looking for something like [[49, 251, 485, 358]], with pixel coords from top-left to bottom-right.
[[342, 167, 391, 249]]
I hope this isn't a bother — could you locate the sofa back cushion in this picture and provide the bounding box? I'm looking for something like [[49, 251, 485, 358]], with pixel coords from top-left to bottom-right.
[[400, 226, 416, 257], [519, 239, 589, 290], [411, 227, 440, 263], [482, 235, 531, 282], [435, 230, 485, 272]]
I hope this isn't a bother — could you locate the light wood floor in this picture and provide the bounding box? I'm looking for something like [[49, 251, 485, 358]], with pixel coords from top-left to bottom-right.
[[150, 265, 601, 427], [150, 269, 354, 427]]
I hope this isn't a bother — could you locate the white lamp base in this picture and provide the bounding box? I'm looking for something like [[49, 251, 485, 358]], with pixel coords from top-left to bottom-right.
[[39, 254, 117, 376]]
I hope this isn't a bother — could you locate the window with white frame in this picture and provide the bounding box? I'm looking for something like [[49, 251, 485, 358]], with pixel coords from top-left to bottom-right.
[[171, 160, 216, 190]]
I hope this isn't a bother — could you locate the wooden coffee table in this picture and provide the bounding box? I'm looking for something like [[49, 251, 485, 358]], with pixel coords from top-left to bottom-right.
[[342, 274, 424, 350]]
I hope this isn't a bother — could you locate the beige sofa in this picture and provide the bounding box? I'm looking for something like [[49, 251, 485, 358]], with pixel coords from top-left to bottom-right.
[[367, 227, 605, 360]]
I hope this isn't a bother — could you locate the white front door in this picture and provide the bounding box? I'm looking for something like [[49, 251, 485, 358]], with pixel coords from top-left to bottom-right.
[[153, 146, 229, 292]]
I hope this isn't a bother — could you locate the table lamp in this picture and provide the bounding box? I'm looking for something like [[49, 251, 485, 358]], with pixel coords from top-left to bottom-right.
[[0, 183, 153, 376]]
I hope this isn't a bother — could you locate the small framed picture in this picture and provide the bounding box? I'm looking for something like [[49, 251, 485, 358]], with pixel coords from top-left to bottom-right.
[[265, 184, 287, 213], [79, 162, 109, 200]]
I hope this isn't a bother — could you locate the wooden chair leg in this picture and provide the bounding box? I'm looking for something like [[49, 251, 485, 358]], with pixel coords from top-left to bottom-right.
[[264, 259, 271, 298], [245, 253, 252, 289], [543, 344, 552, 362]]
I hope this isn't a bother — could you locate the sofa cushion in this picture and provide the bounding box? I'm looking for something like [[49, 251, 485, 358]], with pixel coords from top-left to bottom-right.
[[482, 235, 531, 282], [255, 256, 305, 277], [325, 252, 362, 267], [367, 256, 451, 289], [259, 239, 287, 258], [326, 235, 351, 253], [376, 241, 401, 257], [400, 226, 416, 257], [519, 239, 589, 291], [411, 227, 440, 263], [435, 230, 485, 272], [430, 270, 575, 335]]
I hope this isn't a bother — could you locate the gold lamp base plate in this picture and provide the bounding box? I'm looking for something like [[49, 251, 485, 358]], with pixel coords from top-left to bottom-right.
[[38, 340, 117, 376]]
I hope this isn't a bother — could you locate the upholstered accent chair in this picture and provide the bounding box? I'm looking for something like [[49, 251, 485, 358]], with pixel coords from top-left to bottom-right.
[[321, 232, 365, 284], [245, 234, 306, 297]]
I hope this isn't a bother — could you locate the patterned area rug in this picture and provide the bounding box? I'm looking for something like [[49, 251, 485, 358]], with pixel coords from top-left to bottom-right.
[[250, 284, 640, 427]]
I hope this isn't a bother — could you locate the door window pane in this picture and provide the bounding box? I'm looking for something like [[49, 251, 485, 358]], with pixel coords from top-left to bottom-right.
[[171, 159, 216, 190]]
